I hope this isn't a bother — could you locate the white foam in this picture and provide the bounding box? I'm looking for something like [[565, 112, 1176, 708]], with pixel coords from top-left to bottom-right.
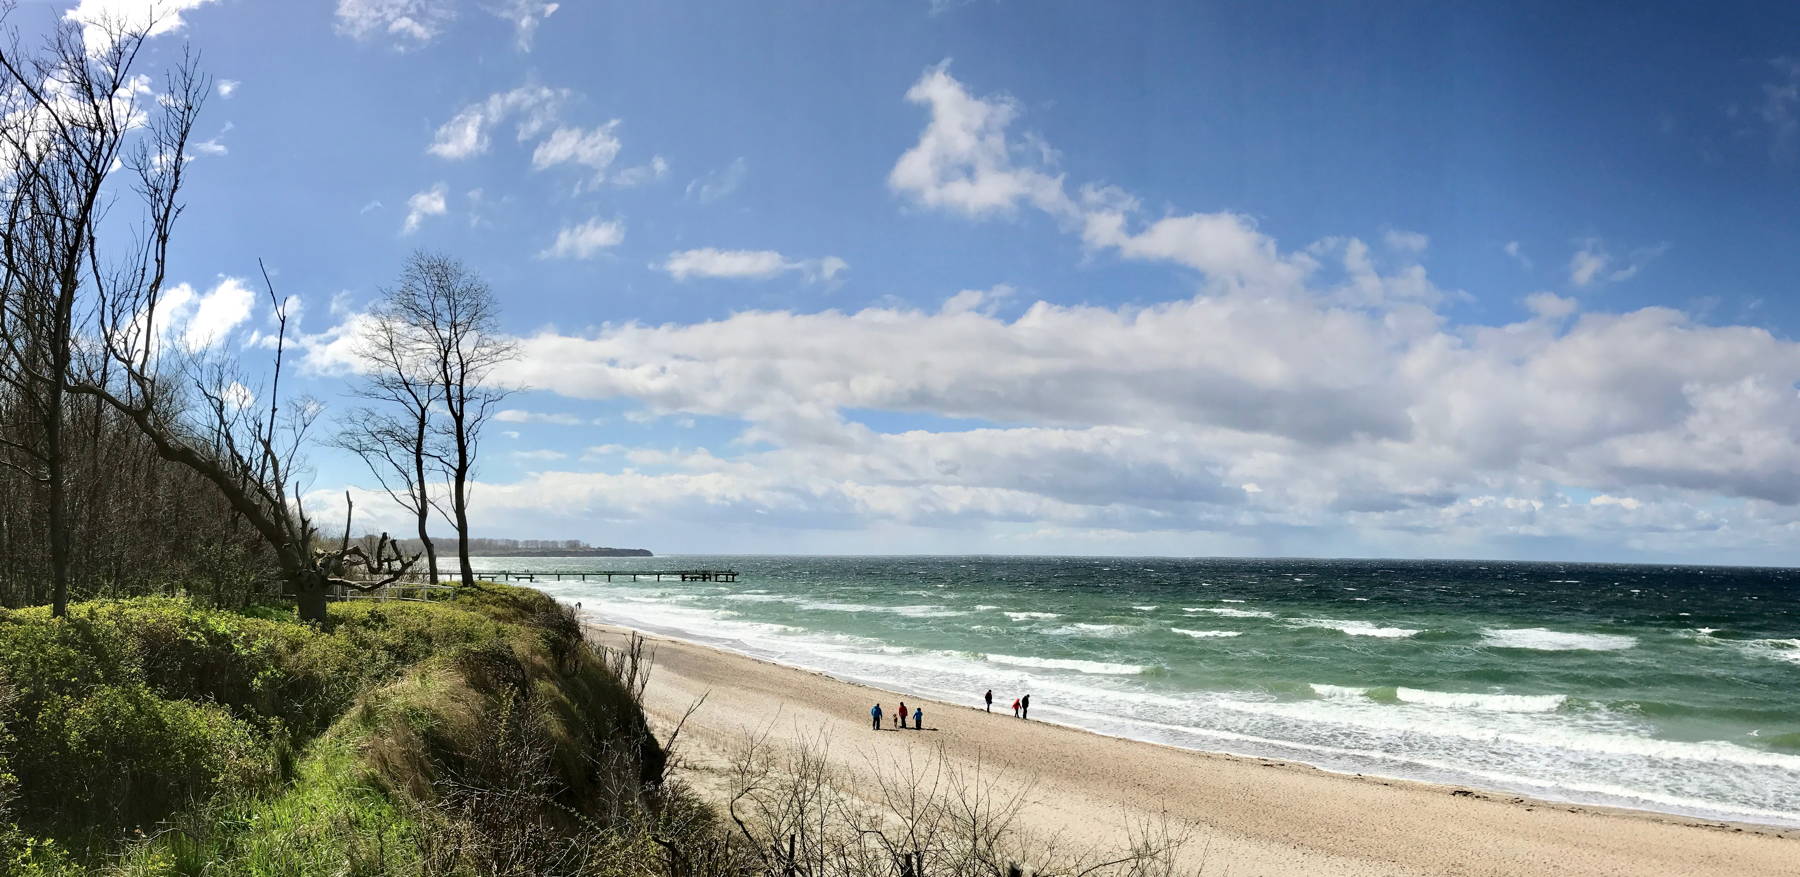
[[1480, 628, 1637, 651], [1004, 611, 1061, 621], [1045, 622, 1131, 637], [1309, 683, 1369, 702], [1171, 628, 1242, 638], [984, 653, 1147, 675], [1131, 605, 1158, 611], [798, 601, 965, 618], [1736, 638, 1800, 665], [1291, 618, 1421, 638], [1395, 687, 1567, 713], [1188, 607, 1276, 619]]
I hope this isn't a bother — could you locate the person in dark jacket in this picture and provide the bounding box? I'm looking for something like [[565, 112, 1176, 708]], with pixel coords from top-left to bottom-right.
[[871, 703, 883, 730], [1021, 694, 1031, 719], [913, 706, 923, 729], [984, 689, 993, 712]]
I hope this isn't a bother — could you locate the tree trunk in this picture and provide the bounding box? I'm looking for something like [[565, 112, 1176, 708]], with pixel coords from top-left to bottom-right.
[[413, 419, 439, 583], [454, 465, 473, 588], [295, 570, 329, 625]]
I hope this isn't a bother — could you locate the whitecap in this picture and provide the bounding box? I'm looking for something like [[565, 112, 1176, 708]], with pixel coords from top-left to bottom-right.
[[1479, 628, 1637, 651], [1292, 618, 1421, 638], [1735, 638, 1800, 665], [1004, 611, 1061, 621], [1309, 683, 1369, 701], [1045, 623, 1131, 637], [1171, 628, 1242, 639], [1394, 687, 1567, 713], [984, 654, 1147, 675], [1131, 605, 1159, 611], [1188, 607, 1276, 619]]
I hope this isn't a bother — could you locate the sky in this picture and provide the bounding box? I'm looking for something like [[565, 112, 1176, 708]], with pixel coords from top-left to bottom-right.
[[26, 0, 1800, 562]]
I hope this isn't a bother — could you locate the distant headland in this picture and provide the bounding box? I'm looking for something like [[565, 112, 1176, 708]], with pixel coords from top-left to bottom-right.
[[394, 537, 653, 558]]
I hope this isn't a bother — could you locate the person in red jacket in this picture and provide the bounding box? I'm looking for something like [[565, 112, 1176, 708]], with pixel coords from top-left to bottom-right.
[[1011, 697, 1021, 717]]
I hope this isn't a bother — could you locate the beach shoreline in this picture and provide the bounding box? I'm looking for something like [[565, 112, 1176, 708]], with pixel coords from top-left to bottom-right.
[[584, 617, 1794, 876]]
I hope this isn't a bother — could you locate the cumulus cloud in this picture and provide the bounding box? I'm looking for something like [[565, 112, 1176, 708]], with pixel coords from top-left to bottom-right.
[[334, 0, 453, 49], [64, 0, 221, 55], [144, 277, 256, 353], [611, 155, 670, 187], [306, 64, 1800, 559], [538, 217, 624, 259], [661, 249, 847, 283], [216, 79, 239, 98], [402, 183, 447, 234], [428, 84, 570, 159]]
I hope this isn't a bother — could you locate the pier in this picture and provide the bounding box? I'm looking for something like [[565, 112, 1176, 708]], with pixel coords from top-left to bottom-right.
[[459, 569, 741, 583]]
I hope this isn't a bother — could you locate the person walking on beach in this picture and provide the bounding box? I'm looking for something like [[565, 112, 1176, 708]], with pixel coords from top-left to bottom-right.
[[914, 706, 923, 730], [984, 689, 993, 712], [1021, 694, 1031, 719], [1011, 697, 1021, 717], [898, 701, 909, 729], [871, 703, 883, 730]]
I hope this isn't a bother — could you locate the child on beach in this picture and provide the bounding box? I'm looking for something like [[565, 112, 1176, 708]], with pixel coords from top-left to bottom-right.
[[871, 703, 883, 730], [1011, 697, 1020, 717]]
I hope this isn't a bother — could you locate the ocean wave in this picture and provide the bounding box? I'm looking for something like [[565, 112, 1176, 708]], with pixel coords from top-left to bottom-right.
[[1130, 605, 1158, 611], [1045, 622, 1131, 636], [984, 653, 1148, 675], [721, 593, 793, 602], [1479, 627, 1637, 651], [1394, 687, 1567, 713], [1004, 611, 1061, 621], [1171, 628, 1242, 638], [1734, 638, 1800, 665], [797, 601, 966, 618], [1186, 607, 1276, 619], [1291, 618, 1421, 638]]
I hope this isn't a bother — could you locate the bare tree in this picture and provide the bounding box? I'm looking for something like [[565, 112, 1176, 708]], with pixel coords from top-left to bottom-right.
[[386, 252, 515, 588], [0, 9, 157, 616], [336, 293, 445, 583]]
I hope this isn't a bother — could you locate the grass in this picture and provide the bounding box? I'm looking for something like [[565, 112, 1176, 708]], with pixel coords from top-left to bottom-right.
[[0, 583, 684, 876]]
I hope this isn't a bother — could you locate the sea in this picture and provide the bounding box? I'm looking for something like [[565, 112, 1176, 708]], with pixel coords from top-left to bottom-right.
[[469, 555, 1800, 827]]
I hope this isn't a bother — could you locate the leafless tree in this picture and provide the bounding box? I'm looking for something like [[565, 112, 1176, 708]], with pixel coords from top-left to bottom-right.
[[385, 251, 516, 588], [336, 290, 446, 582], [0, 8, 158, 616]]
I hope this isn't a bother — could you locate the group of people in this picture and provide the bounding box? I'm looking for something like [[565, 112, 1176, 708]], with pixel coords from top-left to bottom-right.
[[871, 701, 925, 730], [984, 689, 1030, 718], [868, 690, 1033, 731]]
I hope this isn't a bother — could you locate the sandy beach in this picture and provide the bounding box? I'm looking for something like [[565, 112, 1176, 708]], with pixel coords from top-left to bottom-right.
[[586, 621, 1795, 877]]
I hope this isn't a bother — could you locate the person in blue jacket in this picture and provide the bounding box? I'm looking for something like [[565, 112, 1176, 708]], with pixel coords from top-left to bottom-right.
[[913, 705, 923, 730], [871, 702, 883, 730]]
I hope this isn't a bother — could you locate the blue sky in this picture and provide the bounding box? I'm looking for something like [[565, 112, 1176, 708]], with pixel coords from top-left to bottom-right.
[[36, 0, 1800, 561]]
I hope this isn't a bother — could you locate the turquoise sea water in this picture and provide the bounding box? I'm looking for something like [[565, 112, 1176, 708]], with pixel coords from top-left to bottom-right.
[[473, 555, 1800, 826]]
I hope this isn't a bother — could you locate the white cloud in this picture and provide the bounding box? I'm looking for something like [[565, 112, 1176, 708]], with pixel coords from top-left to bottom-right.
[[335, 0, 454, 49], [428, 84, 569, 160], [485, 0, 559, 51], [537, 217, 624, 260], [686, 157, 748, 202], [1383, 229, 1429, 253], [1759, 57, 1800, 162], [402, 183, 447, 234], [144, 277, 256, 353], [216, 79, 239, 98], [64, 0, 221, 55], [511, 449, 570, 463], [531, 122, 623, 180], [888, 61, 1072, 218], [1503, 240, 1532, 269], [496, 409, 593, 426], [611, 155, 670, 187], [1568, 238, 1667, 288], [360, 200, 384, 215], [661, 249, 848, 283]]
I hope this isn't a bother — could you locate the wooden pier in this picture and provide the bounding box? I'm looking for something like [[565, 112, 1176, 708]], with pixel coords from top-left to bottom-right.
[[457, 569, 740, 583]]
